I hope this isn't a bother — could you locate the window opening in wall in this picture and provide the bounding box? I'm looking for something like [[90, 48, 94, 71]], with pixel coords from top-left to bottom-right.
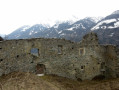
[[72, 46, 74, 49], [81, 66, 84, 69], [81, 66, 85, 70], [79, 48, 85, 55], [58, 45, 63, 54], [16, 55, 19, 58], [80, 49, 84, 55], [31, 60, 34, 63], [0, 59, 3, 62], [31, 48, 39, 56]]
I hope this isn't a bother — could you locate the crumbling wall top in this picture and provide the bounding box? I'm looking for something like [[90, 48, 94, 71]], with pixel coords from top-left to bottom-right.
[[80, 32, 99, 45]]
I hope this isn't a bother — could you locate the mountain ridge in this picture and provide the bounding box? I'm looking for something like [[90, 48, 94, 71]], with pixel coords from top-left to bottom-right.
[[6, 10, 119, 46], [91, 10, 119, 46]]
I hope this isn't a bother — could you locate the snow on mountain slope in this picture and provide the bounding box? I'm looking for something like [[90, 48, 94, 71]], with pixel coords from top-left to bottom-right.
[[21, 26, 31, 32], [66, 23, 86, 31], [91, 10, 119, 46], [85, 17, 103, 23], [112, 10, 119, 15], [6, 10, 119, 46], [91, 18, 119, 30], [91, 10, 119, 31], [7, 24, 49, 39], [7, 17, 97, 41], [7, 25, 31, 39], [53, 20, 74, 29], [67, 27, 75, 31], [55, 17, 97, 41]]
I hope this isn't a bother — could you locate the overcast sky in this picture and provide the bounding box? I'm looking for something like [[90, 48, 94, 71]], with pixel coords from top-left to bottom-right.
[[0, 0, 119, 35]]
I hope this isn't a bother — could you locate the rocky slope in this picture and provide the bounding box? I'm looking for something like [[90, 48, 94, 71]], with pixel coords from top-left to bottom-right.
[[91, 10, 119, 46]]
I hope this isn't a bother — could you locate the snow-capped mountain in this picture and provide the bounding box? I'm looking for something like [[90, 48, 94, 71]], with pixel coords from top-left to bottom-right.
[[56, 17, 97, 41], [91, 10, 119, 46], [5, 10, 119, 47], [85, 17, 103, 23], [7, 25, 30, 39], [112, 10, 119, 15], [7, 17, 98, 41], [91, 18, 119, 30], [7, 24, 49, 39], [0, 34, 5, 38]]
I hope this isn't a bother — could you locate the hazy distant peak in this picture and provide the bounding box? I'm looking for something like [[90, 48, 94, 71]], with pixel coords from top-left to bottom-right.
[[112, 10, 119, 15], [31, 24, 50, 28], [17, 25, 31, 32], [0, 34, 5, 37], [55, 20, 74, 24], [53, 20, 74, 29], [84, 17, 103, 23]]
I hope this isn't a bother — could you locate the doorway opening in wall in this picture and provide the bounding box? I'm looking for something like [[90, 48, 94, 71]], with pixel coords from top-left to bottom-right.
[[79, 48, 85, 55], [81, 66, 84, 69], [36, 64, 45, 76], [101, 62, 105, 75], [31, 48, 39, 56]]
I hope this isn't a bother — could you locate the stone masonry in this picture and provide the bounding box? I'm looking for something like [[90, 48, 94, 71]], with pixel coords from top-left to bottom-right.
[[0, 32, 119, 80]]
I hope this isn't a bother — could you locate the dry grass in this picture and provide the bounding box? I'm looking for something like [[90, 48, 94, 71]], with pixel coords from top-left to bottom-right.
[[1, 72, 119, 90], [40, 74, 119, 90], [0, 72, 60, 90]]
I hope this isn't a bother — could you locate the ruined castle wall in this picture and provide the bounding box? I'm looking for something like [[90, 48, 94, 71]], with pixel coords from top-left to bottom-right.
[[0, 33, 118, 80], [0, 38, 79, 79], [102, 45, 119, 78], [0, 39, 42, 75]]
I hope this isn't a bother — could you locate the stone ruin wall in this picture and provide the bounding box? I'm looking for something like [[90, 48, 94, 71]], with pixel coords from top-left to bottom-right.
[[0, 32, 119, 80]]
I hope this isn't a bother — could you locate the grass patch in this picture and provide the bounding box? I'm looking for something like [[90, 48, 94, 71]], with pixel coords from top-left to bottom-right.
[[1, 72, 119, 90], [40, 74, 119, 90]]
